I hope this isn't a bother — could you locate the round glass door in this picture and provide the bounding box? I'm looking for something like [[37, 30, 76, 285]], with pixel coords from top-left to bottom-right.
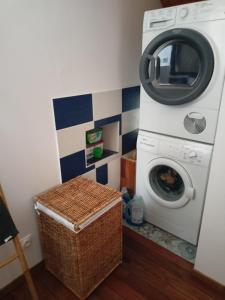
[[152, 41, 200, 87], [140, 28, 214, 105], [145, 158, 194, 208], [149, 165, 185, 201]]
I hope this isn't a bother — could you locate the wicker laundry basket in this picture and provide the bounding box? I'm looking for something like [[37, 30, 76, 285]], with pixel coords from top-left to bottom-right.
[[35, 177, 122, 300]]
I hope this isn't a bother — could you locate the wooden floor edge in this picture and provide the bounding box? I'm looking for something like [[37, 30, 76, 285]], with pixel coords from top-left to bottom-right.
[[191, 269, 225, 292], [0, 260, 44, 297]]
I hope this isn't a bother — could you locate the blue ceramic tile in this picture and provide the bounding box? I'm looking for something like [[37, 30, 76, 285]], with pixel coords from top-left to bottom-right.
[[94, 114, 122, 135], [122, 86, 140, 112], [53, 94, 93, 130], [96, 164, 108, 185], [122, 129, 139, 155], [60, 150, 94, 183]]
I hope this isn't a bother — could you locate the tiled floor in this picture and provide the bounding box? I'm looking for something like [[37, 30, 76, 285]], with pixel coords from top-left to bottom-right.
[[123, 220, 197, 263]]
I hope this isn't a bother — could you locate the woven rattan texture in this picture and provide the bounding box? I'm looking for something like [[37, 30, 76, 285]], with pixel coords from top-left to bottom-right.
[[38, 202, 122, 299], [36, 176, 121, 226]]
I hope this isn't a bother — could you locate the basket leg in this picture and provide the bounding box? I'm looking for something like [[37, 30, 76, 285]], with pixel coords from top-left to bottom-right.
[[13, 236, 39, 300]]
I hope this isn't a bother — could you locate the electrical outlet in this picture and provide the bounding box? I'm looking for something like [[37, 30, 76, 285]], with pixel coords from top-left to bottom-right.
[[20, 234, 32, 249]]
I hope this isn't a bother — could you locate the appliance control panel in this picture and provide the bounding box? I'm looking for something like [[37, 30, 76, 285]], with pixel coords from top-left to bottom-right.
[[158, 141, 212, 167], [137, 135, 159, 154], [179, 145, 212, 167], [176, 1, 225, 24], [137, 131, 213, 167], [144, 0, 225, 31], [144, 7, 176, 31]]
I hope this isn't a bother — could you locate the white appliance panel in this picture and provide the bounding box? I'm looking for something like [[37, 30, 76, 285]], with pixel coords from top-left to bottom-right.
[[140, 1, 225, 144], [136, 131, 213, 244]]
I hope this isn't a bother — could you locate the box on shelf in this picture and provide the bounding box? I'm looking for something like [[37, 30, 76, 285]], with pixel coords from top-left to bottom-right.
[[86, 128, 103, 145], [86, 140, 104, 160], [35, 177, 122, 300]]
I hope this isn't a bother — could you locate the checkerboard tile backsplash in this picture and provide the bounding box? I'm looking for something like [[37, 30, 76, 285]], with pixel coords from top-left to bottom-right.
[[53, 86, 140, 189]]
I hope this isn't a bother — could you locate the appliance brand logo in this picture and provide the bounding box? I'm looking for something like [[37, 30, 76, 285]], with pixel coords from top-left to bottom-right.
[[172, 29, 182, 34]]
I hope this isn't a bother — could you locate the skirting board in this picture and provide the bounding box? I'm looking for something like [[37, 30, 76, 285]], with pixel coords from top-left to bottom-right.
[[1, 240, 225, 298], [192, 269, 225, 293], [0, 261, 44, 297]]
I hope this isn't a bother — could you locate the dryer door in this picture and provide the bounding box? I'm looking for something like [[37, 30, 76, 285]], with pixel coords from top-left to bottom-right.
[[140, 28, 214, 105], [145, 158, 194, 208]]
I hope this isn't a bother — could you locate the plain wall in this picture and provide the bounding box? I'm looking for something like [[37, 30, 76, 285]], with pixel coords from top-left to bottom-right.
[[0, 0, 161, 288]]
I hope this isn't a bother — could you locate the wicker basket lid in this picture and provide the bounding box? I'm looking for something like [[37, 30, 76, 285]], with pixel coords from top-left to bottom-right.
[[35, 177, 121, 227]]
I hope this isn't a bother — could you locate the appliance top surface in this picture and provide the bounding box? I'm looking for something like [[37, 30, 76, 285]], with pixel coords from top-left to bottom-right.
[[143, 0, 225, 32]]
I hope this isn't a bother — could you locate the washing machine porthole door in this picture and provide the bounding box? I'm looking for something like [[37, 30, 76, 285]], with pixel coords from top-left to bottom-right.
[[145, 158, 194, 208], [140, 28, 214, 105]]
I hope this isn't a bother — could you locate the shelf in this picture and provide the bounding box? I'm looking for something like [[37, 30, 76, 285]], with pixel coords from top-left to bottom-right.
[[85, 121, 120, 167], [86, 149, 118, 166]]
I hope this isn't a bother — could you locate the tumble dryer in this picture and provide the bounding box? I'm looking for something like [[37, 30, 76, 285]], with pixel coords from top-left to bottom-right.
[[136, 130, 213, 245], [139, 0, 225, 144]]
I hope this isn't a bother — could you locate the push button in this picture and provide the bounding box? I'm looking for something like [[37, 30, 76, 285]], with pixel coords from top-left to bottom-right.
[[188, 151, 198, 159]]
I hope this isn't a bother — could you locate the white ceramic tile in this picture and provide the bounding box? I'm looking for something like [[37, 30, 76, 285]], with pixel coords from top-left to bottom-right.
[[103, 122, 120, 152], [92, 89, 122, 121], [107, 157, 121, 191], [81, 169, 96, 181], [57, 121, 94, 158], [122, 109, 140, 135]]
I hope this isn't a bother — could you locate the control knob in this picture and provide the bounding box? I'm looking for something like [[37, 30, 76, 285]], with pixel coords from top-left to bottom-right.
[[188, 151, 197, 158], [179, 7, 189, 19]]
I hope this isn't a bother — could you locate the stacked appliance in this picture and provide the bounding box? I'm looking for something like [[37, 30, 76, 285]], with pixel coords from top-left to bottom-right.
[[136, 0, 225, 245]]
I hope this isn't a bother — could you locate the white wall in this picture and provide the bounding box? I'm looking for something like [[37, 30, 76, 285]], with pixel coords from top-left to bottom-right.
[[0, 0, 161, 288], [195, 87, 225, 285]]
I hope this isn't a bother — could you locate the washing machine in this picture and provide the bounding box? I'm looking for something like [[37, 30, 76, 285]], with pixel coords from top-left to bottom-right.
[[139, 0, 225, 144], [136, 130, 213, 245]]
